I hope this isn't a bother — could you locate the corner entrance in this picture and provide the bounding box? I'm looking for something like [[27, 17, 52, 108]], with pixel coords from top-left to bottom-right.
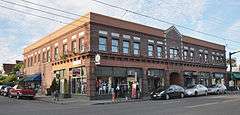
[[169, 72, 182, 85]]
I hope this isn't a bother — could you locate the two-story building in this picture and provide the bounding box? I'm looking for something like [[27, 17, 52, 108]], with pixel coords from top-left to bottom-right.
[[23, 12, 226, 100]]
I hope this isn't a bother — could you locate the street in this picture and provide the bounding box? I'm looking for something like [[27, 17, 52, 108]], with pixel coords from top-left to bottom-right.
[[0, 95, 240, 115]]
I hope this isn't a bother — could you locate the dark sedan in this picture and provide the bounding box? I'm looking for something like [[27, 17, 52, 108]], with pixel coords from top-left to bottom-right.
[[150, 85, 185, 100]]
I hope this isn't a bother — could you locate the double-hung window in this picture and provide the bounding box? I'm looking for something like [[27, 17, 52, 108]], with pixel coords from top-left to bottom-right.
[[148, 45, 154, 57], [72, 40, 77, 53], [170, 48, 178, 59], [123, 41, 129, 54], [54, 47, 59, 61], [157, 46, 162, 58], [99, 36, 107, 51], [63, 44, 68, 55], [133, 42, 140, 55], [111, 39, 119, 53], [47, 50, 51, 62], [183, 50, 188, 60]]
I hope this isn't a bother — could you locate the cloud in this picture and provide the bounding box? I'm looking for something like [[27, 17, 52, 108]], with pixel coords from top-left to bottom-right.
[[0, 0, 207, 64]]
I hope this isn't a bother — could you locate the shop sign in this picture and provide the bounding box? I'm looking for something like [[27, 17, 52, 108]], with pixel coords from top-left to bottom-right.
[[73, 60, 81, 66], [95, 54, 101, 65]]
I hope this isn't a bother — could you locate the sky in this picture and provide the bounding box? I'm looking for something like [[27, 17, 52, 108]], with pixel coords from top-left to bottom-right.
[[0, 0, 240, 64]]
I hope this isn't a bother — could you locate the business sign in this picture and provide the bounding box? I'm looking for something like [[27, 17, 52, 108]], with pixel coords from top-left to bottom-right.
[[95, 54, 101, 65]]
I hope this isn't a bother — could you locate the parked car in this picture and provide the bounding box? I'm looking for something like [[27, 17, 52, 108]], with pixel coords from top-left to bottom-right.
[[0, 85, 8, 95], [208, 84, 227, 95], [185, 84, 208, 96], [2, 86, 12, 97], [9, 85, 35, 99], [150, 85, 185, 100]]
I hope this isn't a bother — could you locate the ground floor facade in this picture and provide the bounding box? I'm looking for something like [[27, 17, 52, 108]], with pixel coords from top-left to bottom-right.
[[25, 53, 226, 100]]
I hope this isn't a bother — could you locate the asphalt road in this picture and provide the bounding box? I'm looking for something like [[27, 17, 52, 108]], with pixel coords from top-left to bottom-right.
[[0, 95, 240, 115]]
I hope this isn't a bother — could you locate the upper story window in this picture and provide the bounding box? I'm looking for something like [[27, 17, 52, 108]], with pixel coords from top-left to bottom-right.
[[148, 45, 154, 57], [72, 40, 77, 53], [169, 48, 178, 59], [212, 55, 215, 62], [79, 37, 84, 52], [47, 50, 51, 62], [157, 46, 162, 58], [123, 40, 129, 54], [183, 50, 188, 60], [38, 53, 40, 62], [111, 39, 119, 53], [133, 42, 140, 55], [63, 44, 68, 55], [42, 52, 46, 63], [99, 36, 107, 51], [34, 55, 37, 63], [204, 54, 208, 62], [190, 51, 194, 61], [199, 53, 203, 61], [54, 47, 59, 61]]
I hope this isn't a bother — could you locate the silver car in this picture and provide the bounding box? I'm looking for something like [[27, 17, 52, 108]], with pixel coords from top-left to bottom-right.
[[185, 84, 208, 96], [208, 84, 227, 95]]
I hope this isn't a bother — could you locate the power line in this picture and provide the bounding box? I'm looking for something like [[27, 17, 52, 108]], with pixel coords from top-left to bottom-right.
[[19, 0, 89, 19], [91, 0, 240, 45], [0, 0, 76, 20]]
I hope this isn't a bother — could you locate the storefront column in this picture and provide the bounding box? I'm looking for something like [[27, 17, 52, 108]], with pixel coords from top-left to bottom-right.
[[141, 68, 148, 97], [86, 64, 96, 100]]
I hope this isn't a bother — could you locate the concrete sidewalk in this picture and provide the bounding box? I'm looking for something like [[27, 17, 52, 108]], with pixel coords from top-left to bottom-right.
[[35, 94, 150, 105]]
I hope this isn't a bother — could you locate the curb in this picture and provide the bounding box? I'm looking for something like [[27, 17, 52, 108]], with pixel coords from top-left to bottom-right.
[[92, 98, 150, 105]]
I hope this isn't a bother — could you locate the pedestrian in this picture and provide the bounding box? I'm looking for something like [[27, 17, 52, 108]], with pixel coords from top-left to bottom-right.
[[53, 90, 59, 101]]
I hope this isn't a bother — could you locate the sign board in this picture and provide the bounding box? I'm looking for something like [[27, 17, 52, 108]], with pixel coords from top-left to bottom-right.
[[73, 60, 81, 66], [95, 54, 101, 65]]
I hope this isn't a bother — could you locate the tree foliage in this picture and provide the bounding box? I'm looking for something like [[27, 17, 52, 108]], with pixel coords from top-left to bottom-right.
[[226, 58, 237, 67]]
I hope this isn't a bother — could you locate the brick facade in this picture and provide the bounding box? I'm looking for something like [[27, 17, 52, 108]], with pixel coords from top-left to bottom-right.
[[23, 12, 226, 99]]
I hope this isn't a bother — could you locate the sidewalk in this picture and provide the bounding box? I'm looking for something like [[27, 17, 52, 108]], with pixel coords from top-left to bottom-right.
[[35, 94, 150, 105]]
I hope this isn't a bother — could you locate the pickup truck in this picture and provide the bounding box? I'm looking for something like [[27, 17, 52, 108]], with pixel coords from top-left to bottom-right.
[[9, 85, 35, 99]]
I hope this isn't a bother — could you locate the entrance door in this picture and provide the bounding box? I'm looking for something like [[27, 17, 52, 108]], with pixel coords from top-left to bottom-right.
[[72, 78, 81, 94], [170, 72, 182, 85]]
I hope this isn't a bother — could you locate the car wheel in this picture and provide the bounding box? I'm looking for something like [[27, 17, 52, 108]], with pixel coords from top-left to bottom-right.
[[180, 93, 184, 98], [195, 92, 198, 96], [165, 94, 170, 100], [205, 91, 208, 96], [216, 90, 220, 95], [16, 94, 21, 99]]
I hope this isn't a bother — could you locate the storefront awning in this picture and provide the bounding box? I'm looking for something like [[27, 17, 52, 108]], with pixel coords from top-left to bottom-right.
[[19, 73, 41, 82], [229, 72, 240, 80]]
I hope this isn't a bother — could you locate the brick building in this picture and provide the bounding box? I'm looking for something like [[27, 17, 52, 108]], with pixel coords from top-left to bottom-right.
[[23, 12, 226, 99]]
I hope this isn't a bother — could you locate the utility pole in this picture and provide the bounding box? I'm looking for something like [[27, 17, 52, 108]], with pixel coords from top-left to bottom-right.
[[229, 51, 240, 87]]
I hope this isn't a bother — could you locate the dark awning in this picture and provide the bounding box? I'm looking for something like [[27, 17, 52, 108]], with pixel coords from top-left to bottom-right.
[[20, 73, 41, 82], [228, 72, 240, 80]]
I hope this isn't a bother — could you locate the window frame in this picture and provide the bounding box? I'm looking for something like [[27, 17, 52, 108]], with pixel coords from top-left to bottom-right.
[[98, 36, 107, 51]]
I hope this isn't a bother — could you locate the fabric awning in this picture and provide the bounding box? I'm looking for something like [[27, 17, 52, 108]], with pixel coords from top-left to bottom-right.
[[19, 73, 41, 82]]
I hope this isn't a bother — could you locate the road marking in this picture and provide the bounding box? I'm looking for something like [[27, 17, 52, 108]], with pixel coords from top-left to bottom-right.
[[185, 102, 219, 108]]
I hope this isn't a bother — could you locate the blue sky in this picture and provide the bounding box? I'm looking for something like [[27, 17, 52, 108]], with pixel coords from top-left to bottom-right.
[[0, 0, 239, 64]]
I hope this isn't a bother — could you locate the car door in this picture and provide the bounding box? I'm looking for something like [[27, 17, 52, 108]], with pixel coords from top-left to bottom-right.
[[167, 86, 175, 98], [197, 85, 204, 95]]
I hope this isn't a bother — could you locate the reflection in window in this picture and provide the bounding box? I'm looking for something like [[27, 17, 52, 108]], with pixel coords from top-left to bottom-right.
[[111, 39, 119, 53]]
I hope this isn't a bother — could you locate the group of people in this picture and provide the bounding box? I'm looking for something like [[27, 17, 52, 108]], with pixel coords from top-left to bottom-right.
[[96, 79, 141, 100]]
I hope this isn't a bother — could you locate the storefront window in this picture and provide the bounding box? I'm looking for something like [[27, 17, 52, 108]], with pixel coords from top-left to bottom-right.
[[72, 67, 87, 95]]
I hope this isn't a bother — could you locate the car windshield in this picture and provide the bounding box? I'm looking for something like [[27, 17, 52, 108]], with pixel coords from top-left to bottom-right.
[[209, 85, 217, 88]]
